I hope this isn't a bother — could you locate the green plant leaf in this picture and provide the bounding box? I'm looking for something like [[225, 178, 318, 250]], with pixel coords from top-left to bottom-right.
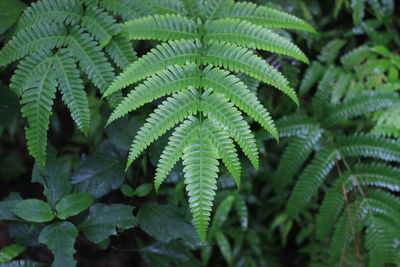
[[55, 193, 94, 220], [78, 203, 136, 244], [0, 0, 26, 34], [135, 183, 153, 197], [0, 244, 25, 263], [11, 199, 54, 223], [38, 222, 78, 267]]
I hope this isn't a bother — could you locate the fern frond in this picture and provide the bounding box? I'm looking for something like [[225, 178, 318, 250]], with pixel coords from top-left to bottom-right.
[[66, 28, 115, 94], [299, 61, 325, 95], [121, 14, 199, 42], [218, 2, 315, 32], [182, 132, 220, 242], [10, 51, 54, 96], [81, 5, 120, 47], [103, 39, 202, 97], [204, 19, 309, 63], [340, 45, 372, 69], [149, 0, 187, 16], [16, 0, 82, 32], [100, 0, 150, 20], [107, 64, 201, 125], [351, 0, 366, 25], [201, 66, 278, 140], [330, 72, 352, 105], [202, 118, 241, 187], [126, 89, 200, 168], [287, 149, 339, 217], [204, 0, 233, 20], [181, 0, 205, 19], [204, 41, 298, 105], [201, 92, 259, 169], [53, 49, 90, 135], [323, 91, 397, 126], [275, 115, 318, 138], [317, 39, 346, 63], [154, 116, 201, 191], [0, 23, 66, 66], [337, 134, 400, 162], [274, 127, 322, 192], [105, 35, 137, 70], [316, 163, 400, 240], [20, 62, 57, 169], [312, 66, 340, 118], [372, 104, 400, 138]]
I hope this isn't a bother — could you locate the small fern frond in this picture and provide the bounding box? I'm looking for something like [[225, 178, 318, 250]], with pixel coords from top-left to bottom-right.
[[323, 91, 398, 127], [337, 134, 400, 162], [204, 41, 298, 105], [287, 149, 339, 217], [202, 118, 241, 187], [100, 0, 150, 20], [275, 115, 318, 138], [201, 92, 259, 169], [20, 63, 58, 169], [204, 19, 309, 63], [107, 64, 201, 125], [340, 45, 372, 69], [182, 132, 220, 242], [204, 0, 233, 20], [53, 49, 90, 135], [299, 61, 325, 95], [121, 14, 199, 42], [154, 116, 201, 191], [0, 23, 66, 66], [105, 34, 137, 70], [103, 39, 202, 97], [81, 5, 120, 47], [202, 66, 278, 140], [274, 127, 322, 192], [312, 66, 340, 118], [126, 89, 200, 168], [149, 0, 187, 16], [181, 0, 205, 19], [218, 2, 315, 33]]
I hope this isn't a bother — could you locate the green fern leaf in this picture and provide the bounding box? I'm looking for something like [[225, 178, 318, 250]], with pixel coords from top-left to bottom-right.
[[340, 45, 372, 69], [0, 23, 66, 66], [204, 19, 309, 63], [154, 116, 201, 191], [287, 149, 340, 217], [330, 72, 353, 104], [201, 92, 259, 169], [121, 14, 199, 41], [149, 0, 187, 16], [204, 0, 233, 20], [182, 131, 219, 242], [20, 62, 57, 169], [312, 66, 340, 118], [100, 0, 150, 20], [127, 88, 200, 168], [299, 61, 325, 96], [107, 64, 201, 125], [276, 115, 317, 138], [351, 0, 366, 25], [105, 34, 137, 70], [103, 39, 202, 97], [204, 41, 299, 105], [53, 49, 90, 135], [181, 0, 205, 19], [202, 119, 241, 187], [218, 2, 315, 33], [202, 66, 278, 140]]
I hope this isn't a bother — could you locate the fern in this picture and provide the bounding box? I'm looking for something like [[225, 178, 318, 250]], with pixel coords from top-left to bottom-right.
[[103, 0, 312, 241], [0, 0, 137, 168]]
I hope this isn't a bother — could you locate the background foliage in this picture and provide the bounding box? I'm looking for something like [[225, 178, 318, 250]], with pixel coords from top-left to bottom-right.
[[0, 0, 399, 266]]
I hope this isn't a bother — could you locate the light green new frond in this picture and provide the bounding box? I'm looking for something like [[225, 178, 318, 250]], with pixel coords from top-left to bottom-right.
[[66, 28, 115, 93], [105, 35, 137, 70], [202, 119, 241, 187], [276, 115, 318, 138], [182, 133, 220, 242], [316, 164, 400, 240], [126, 89, 200, 169], [312, 66, 340, 118], [204, 19, 309, 63], [53, 50, 90, 135], [81, 5, 120, 47], [201, 92, 259, 169], [103, 38, 202, 97], [274, 127, 322, 192], [218, 2, 315, 33], [204, 0, 233, 20], [202, 66, 278, 140], [100, 0, 150, 20], [20, 62, 57, 170], [323, 91, 397, 127], [287, 149, 339, 217], [299, 61, 325, 96], [107, 64, 201, 125], [0, 23, 66, 66], [10, 51, 54, 96], [154, 116, 201, 191], [204, 41, 298, 105], [16, 0, 83, 32], [337, 134, 400, 162], [121, 14, 199, 42]]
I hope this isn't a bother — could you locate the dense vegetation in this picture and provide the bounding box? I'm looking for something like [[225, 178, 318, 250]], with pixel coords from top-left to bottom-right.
[[0, 0, 398, 266]]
